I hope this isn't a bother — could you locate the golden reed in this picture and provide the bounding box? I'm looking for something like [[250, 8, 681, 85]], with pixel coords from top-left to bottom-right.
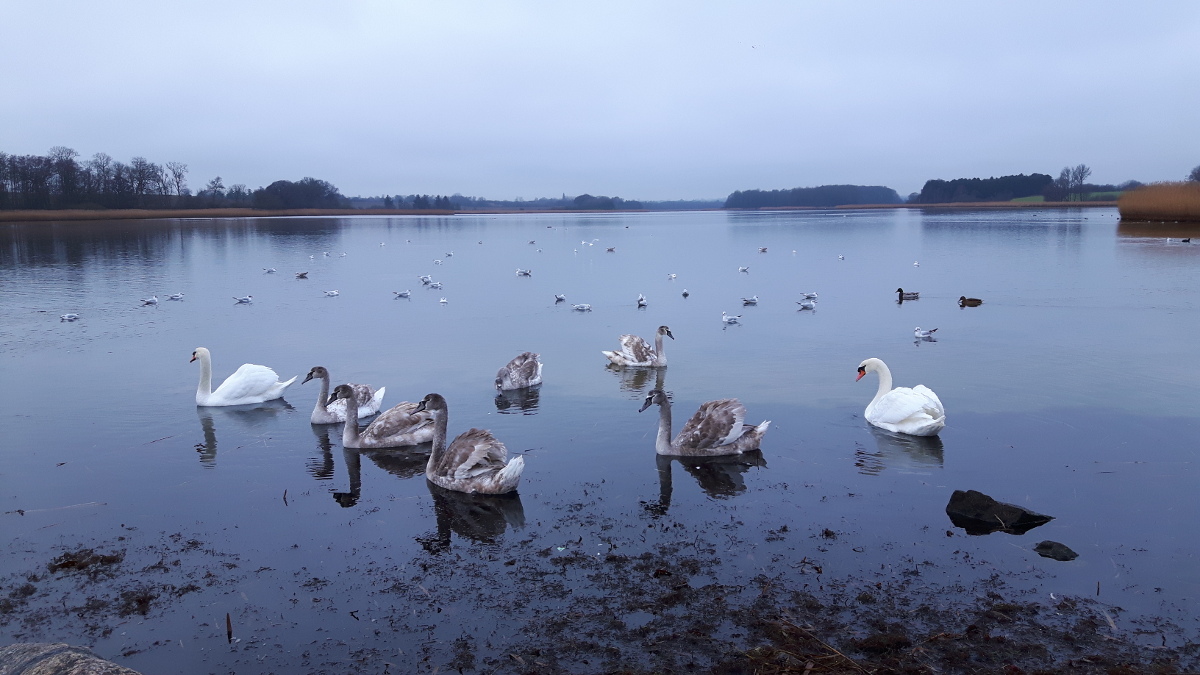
[[1118, 182, 1200, 223]]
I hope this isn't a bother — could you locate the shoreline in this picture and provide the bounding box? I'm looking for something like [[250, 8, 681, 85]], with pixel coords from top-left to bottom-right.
[[0, 201, 1121, 224]]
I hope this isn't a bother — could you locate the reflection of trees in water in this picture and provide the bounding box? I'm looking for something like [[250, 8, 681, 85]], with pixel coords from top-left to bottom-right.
[[331, 445, 430, 508], [494, 386, 540, 414], [644, 452, 766, 516], [418, 483, 525, 552], [606, 363, 665, 397], [854, 427, 944, 476], [194, 399, 294, 467]]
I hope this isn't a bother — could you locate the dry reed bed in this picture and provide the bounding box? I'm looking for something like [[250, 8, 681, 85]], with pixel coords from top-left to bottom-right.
[[1119, 182, 1200, 222]]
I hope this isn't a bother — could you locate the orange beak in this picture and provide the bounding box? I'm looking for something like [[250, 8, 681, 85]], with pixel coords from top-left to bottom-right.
[[190, 354, 197, 363], [855, 369, 865, 381]]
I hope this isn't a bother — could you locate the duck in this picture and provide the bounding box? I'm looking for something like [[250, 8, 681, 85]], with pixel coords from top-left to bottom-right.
[[495, 352, 543, 390], [896, 288, 919, 300], [602, 325, 673, 367], [328, 384, 433, 449], [415, 393, 524, 494], [190, 347, 296, 407], [302, 366, 386, 424], [638, 389, 770, 456], [958, 296, 983, 307], [855, 358, 945, 437]]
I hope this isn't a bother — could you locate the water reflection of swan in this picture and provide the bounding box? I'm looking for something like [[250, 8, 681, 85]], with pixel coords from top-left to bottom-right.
[[494, 386, 541, 414], [331, 445, 430, 508], [194, 399, 294, 466], [605, 363, 665, 396], [645, 452, 766, 515], [307, 424, 335, 481], [854, 427, 945, 476], [419, 482, 525, 552]]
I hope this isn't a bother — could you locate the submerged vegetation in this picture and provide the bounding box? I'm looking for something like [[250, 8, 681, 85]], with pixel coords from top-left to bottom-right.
[[1119, 182, 1200, 223]]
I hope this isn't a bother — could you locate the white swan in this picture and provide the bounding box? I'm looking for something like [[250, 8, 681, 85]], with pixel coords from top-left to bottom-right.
[[415, 393, 524, 494], [190, 347, 296, 407], [302, 366, 386, 424], [856, 358, 945, 437], [329, 384, 433, 448], [602, 325, 673, 367], [638, 389, 770, 456], [495, 352, 543, 390]]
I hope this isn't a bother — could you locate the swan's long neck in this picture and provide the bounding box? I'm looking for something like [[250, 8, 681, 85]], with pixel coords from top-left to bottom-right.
[[314, 373, 330, 413], [870, 363, 894, 409], [341, 389, 361, 446], [196, 351, 213, 400], [429, 406, 450, 465], [655, 399, 674, 454], [654, 332, 667, 365]]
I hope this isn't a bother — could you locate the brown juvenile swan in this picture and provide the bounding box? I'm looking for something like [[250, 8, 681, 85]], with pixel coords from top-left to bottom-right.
[[415, 393, 525, 494], [638, 389, 770, 456], [602, 325, 673, 367], [302, 366, 386, 424], [328, 384, 433, 449]]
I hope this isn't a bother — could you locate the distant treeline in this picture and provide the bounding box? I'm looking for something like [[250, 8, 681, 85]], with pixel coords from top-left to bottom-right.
[[724, 185, 902, 209], [913, 168, 1141, 204], [351, 193, 651, 211], [0, 147, 347, 211]]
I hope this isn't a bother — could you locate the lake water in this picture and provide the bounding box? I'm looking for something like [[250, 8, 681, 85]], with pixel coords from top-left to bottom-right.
[[2, 208, 1198, 672]]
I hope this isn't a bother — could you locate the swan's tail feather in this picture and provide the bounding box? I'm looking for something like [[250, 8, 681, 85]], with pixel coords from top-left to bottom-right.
[[492, 455, 525, 493]]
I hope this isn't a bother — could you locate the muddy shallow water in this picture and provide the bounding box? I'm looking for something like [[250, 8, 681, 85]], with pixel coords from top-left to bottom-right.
[[2, 209, 1198, 673]]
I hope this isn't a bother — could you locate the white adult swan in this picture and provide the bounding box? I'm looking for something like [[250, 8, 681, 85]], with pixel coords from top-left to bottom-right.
[[495, 352, 543, 390], [415, 393, 524, 494], [302, 366, 386, 424], [190, 347, 296, 407], [856, 358, 945, 437], [638, 389, 770, 456], [602, 325, 673, 367], [328, 384, 433, 449]]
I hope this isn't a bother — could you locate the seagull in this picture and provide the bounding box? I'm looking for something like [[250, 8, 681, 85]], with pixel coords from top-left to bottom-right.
[[419, 274, 433, 285], [439, 297, 448, 304], [295, 272, 308, 279], [394, 290, 411, 298], [433, 259, 443, 265], [516, 268, 532, 276], [380, 242, 386, 246], [738, 266, 749, 273], [799, 292, 818, 299], [428, 281, 443, 289], [681, 289, 690, 298], [571, 303, 592, 312], [796, 299, 816, 310], [838, 255, 845, 260], [445, 251, 454, 257], [60, 313, 80, 322], [914, 326, 938, 339], [528, 240, 536, 245], [309, 255, 315, 260], [606, 247, 616, 253], [323, 251, 330, 257], [667, 273, 677, 280], [141, 295, 158, 306], [741, 295, 758, 306], [167, 293, 185, 301], [758, 247, 768, 253], [324, 290, 340, 297], [913, 261, 920, 267], [234, 295, 253, 304], [721, 312, 741, 325], [340, 252, 347, 257], [554, 293, 566, 303], [263, 268, 277, 273]]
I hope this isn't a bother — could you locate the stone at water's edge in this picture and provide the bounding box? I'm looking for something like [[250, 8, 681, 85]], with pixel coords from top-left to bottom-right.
[[1034, 540, 1079, 561], [945, 489, 1053, 535], [0, 642, 142, 675]]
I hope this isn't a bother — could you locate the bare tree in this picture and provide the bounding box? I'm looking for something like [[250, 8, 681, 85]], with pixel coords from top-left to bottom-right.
[[165, 161, 188, 198], [1188, 165, 1200, 182], [1069, 164, 1092, 201]]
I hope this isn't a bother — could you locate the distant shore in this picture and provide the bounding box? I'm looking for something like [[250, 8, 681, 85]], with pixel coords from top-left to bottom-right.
[[0, 200, 1121, 224]]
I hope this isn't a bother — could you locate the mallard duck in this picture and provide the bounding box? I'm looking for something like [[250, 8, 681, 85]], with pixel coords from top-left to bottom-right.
[[896, 288, 919, 300], [329, 384, 433, 448], [302, 366, 386, 424], [416, 393, 524, 494], [190, 347, 295, 407], [958, 296, 983, 307], [638, 389, 770, 456], [602, 325, 672, 367], [856, 358, 945, 437], [495, 352, 543, 390]]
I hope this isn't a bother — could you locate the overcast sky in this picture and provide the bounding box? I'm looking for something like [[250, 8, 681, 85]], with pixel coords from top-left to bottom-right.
[[3, 1, 1198, 201]]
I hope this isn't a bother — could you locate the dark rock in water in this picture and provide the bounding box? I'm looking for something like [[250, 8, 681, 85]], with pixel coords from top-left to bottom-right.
[[945, 489, 1053, 535], [1034, 540, 1079, 561]]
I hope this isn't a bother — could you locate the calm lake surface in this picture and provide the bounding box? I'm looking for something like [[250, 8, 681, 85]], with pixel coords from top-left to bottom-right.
[[2, 208, 1198, 672]]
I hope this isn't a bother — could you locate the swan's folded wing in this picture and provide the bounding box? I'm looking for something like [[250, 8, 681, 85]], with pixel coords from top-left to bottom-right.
[[676, 399, 747, 449], [509, 352, 542, 385], [213, 363, 285, 400], [616, 334, 655, 363], [448, 429, 510, 480], [364, 401, 431, 438], [872, 387, 943, 425]]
